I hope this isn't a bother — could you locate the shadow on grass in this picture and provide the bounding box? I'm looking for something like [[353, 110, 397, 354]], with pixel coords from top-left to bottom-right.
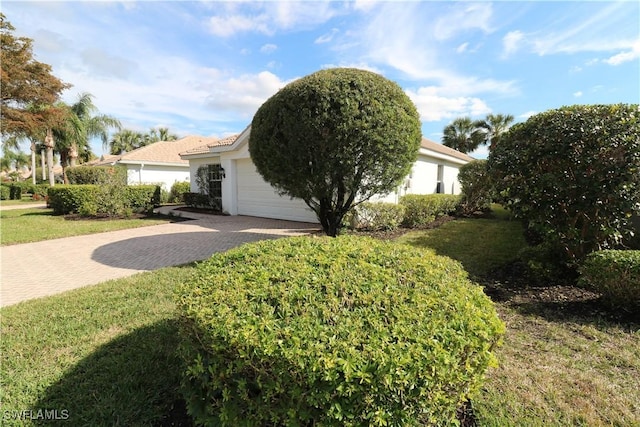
[[482, 262, 640, 328], [33, 319, 193, 426]]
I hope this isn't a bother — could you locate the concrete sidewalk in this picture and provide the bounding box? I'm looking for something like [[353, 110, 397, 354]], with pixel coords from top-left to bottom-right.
[[1, 207, 318, 307]]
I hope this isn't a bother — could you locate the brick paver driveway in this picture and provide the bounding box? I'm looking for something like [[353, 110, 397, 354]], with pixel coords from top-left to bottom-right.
[[0, 210, 318, 307]]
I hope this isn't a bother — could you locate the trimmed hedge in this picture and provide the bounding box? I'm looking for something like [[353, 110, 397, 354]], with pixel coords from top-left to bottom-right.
[[0, 185, 9, 200], [48, 184, 159, 216], [400, 194, 460, 228], [176, 236, 504, 426], [345, 201, 405, 231], [48, 185, 97, 215], [579, 250, 640, 312], [66, 165, 127, 185]]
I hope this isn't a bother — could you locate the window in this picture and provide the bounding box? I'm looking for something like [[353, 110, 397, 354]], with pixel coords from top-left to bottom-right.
[[208, 164, 223, 210], [436, 164, 444, 193]]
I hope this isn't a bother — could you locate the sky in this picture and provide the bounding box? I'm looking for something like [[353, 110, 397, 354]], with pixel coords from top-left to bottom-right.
[[4, 0, 639, 159]]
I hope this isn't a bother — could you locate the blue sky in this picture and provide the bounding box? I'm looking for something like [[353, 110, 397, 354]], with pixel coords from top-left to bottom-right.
[[4, 1, 639, 159]]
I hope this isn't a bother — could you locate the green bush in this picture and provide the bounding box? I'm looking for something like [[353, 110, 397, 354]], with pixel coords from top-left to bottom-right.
[[32, 184, 50, 201], [176, 236, 504, 426], [48, 185, 98, 215], [66, 165, 127, 185], [183, 192, 220, 210], [169, 181, 191, 203], [489, 104, 640, 263], [400, 194, 460, 228], [579, 250, 640, 312], [345, 201, 405, 231], [0, 185, 9, 200], [457, 160, 494, 216], [126, 185, 160, 213], [9, 184, 23, 200]]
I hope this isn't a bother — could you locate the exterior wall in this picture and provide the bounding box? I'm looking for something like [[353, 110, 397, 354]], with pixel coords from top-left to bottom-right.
[[125, 164, 191, 191], [186, 157, 221, 193], [370, 154, 464, 203]]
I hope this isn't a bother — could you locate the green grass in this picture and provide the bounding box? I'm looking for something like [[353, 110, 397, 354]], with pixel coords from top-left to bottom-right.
[[1, 206, 638, 426], [0, 266, 195, 426], [396, 206, 526, 277], [0, 197, 45, 206], [0, 208, 177, 245]]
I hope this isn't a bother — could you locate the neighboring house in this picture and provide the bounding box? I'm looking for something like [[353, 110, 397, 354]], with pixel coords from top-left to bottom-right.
[[180, 126, 474, 223], [92, 136, 221, 191]]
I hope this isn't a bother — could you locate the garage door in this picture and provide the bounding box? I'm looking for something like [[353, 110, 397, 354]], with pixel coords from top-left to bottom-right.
[[236, 158, 318, 223]]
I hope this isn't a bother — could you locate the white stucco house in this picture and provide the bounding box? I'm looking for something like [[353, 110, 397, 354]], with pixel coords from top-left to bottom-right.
[[180, 126, 474, 224], [92, 136, 220, 191]]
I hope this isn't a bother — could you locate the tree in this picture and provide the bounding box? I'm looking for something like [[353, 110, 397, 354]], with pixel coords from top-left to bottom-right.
[[475, 113, 514, 150], [108, 129, 144, 155], [488, 104, 640, 264], [250, 68, 422, 236], [52, 93, 121, 181], [0, 14, 69, 139], [146, 127, 178, 143], [441, 117, 485, 153]]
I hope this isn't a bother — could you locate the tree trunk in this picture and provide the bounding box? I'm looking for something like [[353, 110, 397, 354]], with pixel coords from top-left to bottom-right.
[[41, 149, 46, 181], [69, 144, 78, 168], [45, 129, 55, 187], [30, 141, 36, 185]]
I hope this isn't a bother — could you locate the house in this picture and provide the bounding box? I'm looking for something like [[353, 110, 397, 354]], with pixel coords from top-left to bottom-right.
[[180, 126, 473, 223], [91, 136, 221, 191]]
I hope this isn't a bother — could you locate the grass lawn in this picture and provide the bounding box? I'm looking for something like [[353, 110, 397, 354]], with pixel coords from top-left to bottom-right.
[[0, 207, 180, 245], [1, 207, 638, 426]]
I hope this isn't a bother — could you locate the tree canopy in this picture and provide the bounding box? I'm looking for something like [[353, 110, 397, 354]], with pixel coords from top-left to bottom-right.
[[442, 114, 514, 153], [249, 68, 422, 236], [0, 13, 69, 138]]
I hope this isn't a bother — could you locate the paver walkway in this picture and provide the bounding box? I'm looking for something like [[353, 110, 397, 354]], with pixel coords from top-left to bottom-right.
[[1, 207, 318, 307]]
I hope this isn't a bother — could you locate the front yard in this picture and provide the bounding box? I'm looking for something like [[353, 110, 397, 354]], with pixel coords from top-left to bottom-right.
[[0, 207, 638, 425], [0, 207, 179, 245]]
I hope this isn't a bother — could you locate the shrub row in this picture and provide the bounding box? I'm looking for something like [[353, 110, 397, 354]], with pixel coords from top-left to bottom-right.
[[176, 236, 504, 426], [345, 201, 405, 231], [66, 165, 127, 185], [579, 250, 640, 312], [399, 194, 460, 228], [48, 184, 159, 216], [0, 182, 50, 200]]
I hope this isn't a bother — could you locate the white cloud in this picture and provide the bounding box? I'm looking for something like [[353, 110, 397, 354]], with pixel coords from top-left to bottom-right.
[[519, 111, 537, 119], [502, 30, 524, 58], [205, 71, 291, 117], [433, 3, 494, 40], [456, 42, 469, 54], [315, 28, 339, 44], [80, 47, 138, 79], [604, 40, 640, 65], [406, 86, 492, 122], [260, 43, 278, 54], [205, 2, 343, 37], [573, 91, 583, 98], [208, 14, 271, 37]]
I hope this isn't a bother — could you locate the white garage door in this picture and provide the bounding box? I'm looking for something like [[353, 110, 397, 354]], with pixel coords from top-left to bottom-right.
[[236, 158, 318, 223]]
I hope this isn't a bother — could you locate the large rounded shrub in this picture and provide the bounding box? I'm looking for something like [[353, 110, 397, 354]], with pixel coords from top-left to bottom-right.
[[489, 104, 640, 264], [176, 236, 504, 426], [249, 68, 422, 236]]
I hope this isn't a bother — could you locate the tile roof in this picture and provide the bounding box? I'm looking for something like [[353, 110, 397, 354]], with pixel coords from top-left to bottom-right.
[[420, 138, 475, 162], [180, 134, 240, 156], [93, 136, 224, 165]]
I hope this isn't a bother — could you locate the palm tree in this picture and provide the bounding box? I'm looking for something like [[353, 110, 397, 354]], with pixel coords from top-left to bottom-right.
[[475, 113, 514, 150], [147, 127, 178, 143], [108, 129, 145, 155], [442, 117, 485, 154], [53, 93, 121, 181]]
